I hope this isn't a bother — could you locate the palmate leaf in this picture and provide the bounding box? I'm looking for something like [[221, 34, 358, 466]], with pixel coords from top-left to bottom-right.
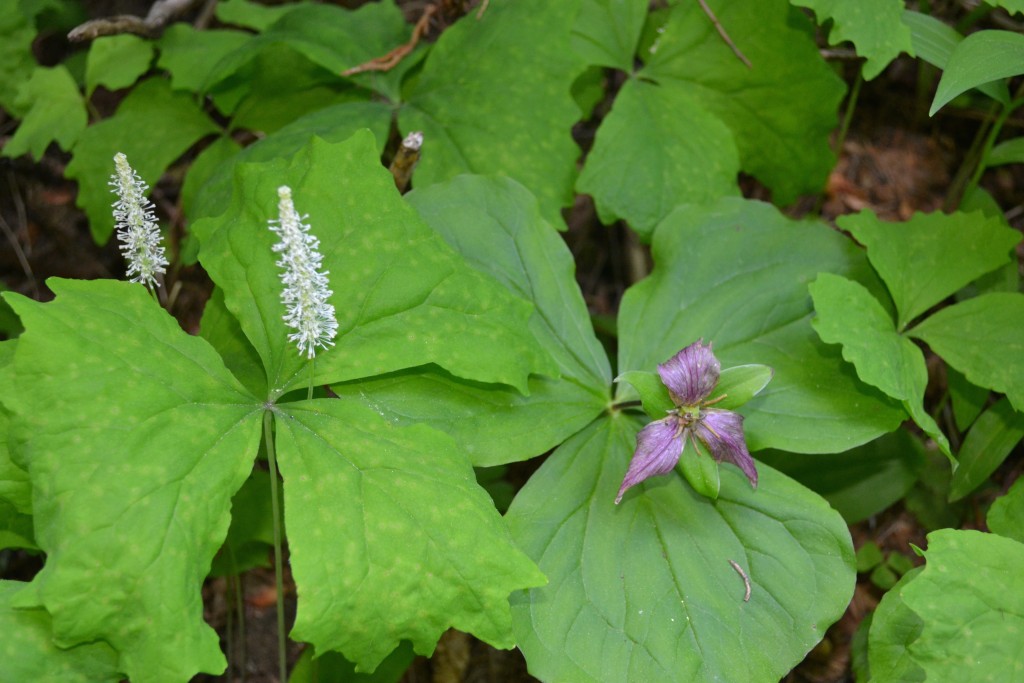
[[399, 0, 585, 224], [791, 0, 913, 79], [508, 415, 854, 683], [274, 400, 546, 670], [192, 132, 555, 398], [618, 198, 904, 454], [580, 0, 844, 237], [85, 34, 154, 95], [0, 279, 264, 682], [333, 175, 611, 465], [1, 65, 87, 160], [0, 581, 121, 682]]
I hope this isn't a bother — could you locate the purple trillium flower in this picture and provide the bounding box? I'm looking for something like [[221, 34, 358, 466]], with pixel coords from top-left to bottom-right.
[[615, 340, 758, 504]]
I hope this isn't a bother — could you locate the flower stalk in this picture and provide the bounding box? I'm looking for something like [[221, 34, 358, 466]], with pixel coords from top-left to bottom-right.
[[110, 153, 169, 292]]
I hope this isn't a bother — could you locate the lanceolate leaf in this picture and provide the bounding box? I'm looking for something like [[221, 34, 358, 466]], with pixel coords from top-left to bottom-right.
[[334, 175, 611, 465], [0, 581, 121, 683], [400, 0, 585, 223], [274, 400, 546, 670], [792, 0, 913, 79], [507, 415, 855, 683], [931, 29, 1024, 115], [641, 0, 844, 205], [618, 198, 904, 454], [838, 209, 1020, 330], [809, 273, 950, 457], [65, 78, 219, 242], [192, 132, 555, 398], [948, 397, 1024, 501], [908, 292, 1024, 413], [0, 279, 263, 682]]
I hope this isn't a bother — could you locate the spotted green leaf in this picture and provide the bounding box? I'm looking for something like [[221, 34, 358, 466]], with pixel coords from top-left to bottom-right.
[[572, 0, 649, 70], [333, 175, 610, 466], [192, 132, 555, 398], [508, 414, 855, 682], [618, 198, 904, 454], [0, 279, 264, 682], [275, 399, 545, 670], [0, 581, 121, 683], [400, 0, 585, 224]]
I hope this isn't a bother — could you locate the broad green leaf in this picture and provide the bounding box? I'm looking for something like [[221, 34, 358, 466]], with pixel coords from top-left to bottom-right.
[[400, 0, 585, 223], [289, 642, 415, 683], [193, 101, 392, 219], [639, 0, 845, 206], [900, 530, 1024, 679], [205, 1, 413, 102], [992, 0, 1024, 13], [856, 542, 884, 572], [758, 430, 926, 524], [0, 343, 33, 549], [0, 581, 121, 682], [0, 498, 35, 551], [333, 175, 610, 466], [157, 23, 251, 93], [909, 292, 1024, 413], [902, 10, 1008, 103], [838, 209, 1020, 330], [866, 567, 926, 683], [792, 0, 913, 79], [193, 132, 554, 398], [1, 279, 264, 682], [615, 370, 674, 417], [809, 273, 950, 457], [180, 134, 244, 227], [931, 29, 1024, 114], [275, 400, 546, 671], [618, 198, 905, 454], [199, 285, 267, 398], [85, 34, 153, 95], [575, 78, 740, 240], [708, 364, 774, 410], [987, 476, 1024, 543], [216, 0, 306, 30], [987, 135, 1024, 166], [0, 6, 40, 116], [948, 397, 1024, 501], [572, 0, 649, 70], [65, 78, 219, 242], [2, 65, 86, 160], [947, 365, 988, 431], [508, 415, 855, 683]]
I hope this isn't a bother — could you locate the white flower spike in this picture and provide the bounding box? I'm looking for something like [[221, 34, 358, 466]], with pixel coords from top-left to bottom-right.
[[110, 153, 169, 290], [269, 186, 338, 359]]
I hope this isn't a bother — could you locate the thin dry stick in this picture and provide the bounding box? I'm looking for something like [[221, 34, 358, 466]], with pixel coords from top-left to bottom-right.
[[342, 4, 437, 76], [697, 0, 751, 68], [389, 131, 424, 192], [728, 559, 751, 602], [476, 0, 489, 19], [68, 0, 199, 40]]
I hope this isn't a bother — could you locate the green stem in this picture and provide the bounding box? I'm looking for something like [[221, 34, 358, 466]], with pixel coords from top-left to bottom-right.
[[961, 95, 1024, 207], [834, 66, 863, 158], [263, 411, 288, 683], [307, 357, 315, 401]]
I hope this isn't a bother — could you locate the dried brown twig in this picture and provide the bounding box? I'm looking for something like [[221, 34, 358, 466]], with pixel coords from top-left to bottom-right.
[[342, 4, 438, 76], [697, 0, 751, 68], [67, 0, 199, 41]]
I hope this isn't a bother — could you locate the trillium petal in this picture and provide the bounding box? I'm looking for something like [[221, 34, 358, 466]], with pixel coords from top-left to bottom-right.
[[616, 418, 685, 504], [694, 408, 758, 487], [658, 339, 720, 405]]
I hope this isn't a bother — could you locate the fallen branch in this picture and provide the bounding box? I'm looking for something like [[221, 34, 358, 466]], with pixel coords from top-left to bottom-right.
[[697, 0, 751, 69], [68, 0, 199, 41]]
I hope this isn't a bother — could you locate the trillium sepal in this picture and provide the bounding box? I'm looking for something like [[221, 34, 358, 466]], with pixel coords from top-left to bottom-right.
[[615, 340, 771, 504]]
